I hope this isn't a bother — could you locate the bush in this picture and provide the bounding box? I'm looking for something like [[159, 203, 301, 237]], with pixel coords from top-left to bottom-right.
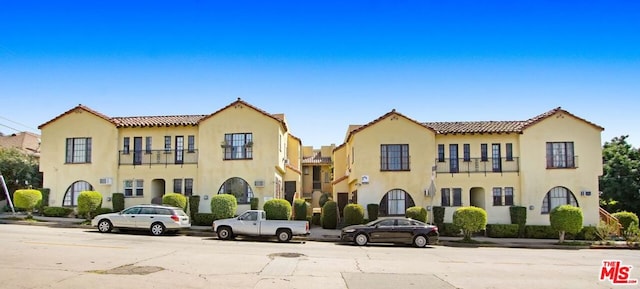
[[321, 201, 338, 229], [210, 194, 238, 221], [250, 197, 259, 210], [37, 188, 50, 214], [612, 211, 639, 234], [77, 191, 103, 219], [486, 224, 519, 238], [344, 204, 365, 226], [439, 223, 461, 237], [595, 220, 619, 241], [264, 199, 292, 220], [163, 193, 187, 210], [524, 225, 558, 239], [452, 206, 487, 241], [91, 207, 113, 218], [293, 199, 308, 221], [509, 206, 527, 238], [367, 204, 379, 221], [193, 213, 215, 226], [311, 213, 321, 226], [319, 192, 332, 208], [13, 189, 42, 217], [112, 193, 125, 212], [43, 207, 74, 217], [189, 196, 200, 220], [568, 226, 598, 241], [550, 205, 583, 243], [433, 206, 445, 225], [406, 206, 427, 223]]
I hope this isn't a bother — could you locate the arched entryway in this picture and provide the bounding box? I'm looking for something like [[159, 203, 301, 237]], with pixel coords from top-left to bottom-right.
[[470, 187, 485, 209], [379, 189, 415, 216], [541, 186, 578, 214], [218, 177, 254, 204], [151, 179, 166, 204], [62, 180, 93, 207]]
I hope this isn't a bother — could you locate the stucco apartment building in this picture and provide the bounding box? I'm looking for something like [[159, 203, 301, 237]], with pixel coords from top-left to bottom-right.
[[39, 99, 603, 226]]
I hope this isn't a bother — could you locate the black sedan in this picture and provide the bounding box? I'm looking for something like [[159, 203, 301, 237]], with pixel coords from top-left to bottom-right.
[[340, 217, 439, 248]]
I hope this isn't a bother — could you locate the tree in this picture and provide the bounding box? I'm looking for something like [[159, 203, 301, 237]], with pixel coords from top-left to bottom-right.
[[600, 136, 640, 216], [452, 206, 487, 242], [550, 205, 583, 243], [0, 148, 41, 200]]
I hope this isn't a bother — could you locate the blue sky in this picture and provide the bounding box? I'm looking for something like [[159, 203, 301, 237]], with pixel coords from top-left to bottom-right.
[[1, 1, 638, 147]]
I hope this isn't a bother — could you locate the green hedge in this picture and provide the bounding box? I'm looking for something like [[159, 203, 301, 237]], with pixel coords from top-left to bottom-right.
[[319, 192, 332, 208], [311, 213, 321, 226], [486, 224, 519, 238], [13, 189, 42, 215], [612, 211, 639, 233], [189, 195, 200, 220], [264, 199, 292, 220], [210, 194, 238, 221], [344, 204, 365, 226], [567, 226, 598, 241], [37, 188, 50, 213], [406, 206, 427, 223], [439, 223, 461, 237], [293, 199, 308, 221], [367, 204, 379, 221], [91, 207, 114, 218], [78, 191, 103, 219], [112, 193, 125, 212], [42, 207, 74, 217], [163, 193, 187, 210], [193, 213, 215, 226], [250, 197, 259, 210], [433, 206, 445, 225], [321, 201, 338, 229], [524, 225, 557, 239], [509, 206, 527, 238]]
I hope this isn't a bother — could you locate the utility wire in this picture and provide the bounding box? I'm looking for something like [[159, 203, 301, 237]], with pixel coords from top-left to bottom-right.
[[0, 116, 39, 131]]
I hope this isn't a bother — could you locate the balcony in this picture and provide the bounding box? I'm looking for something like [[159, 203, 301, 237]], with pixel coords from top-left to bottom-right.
[[435, 157, 519, 174], [119, 150, 198, 166]]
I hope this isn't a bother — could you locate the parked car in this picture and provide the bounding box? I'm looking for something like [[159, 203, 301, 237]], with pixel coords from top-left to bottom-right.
[[341, 217, 439, 247], [91, 204, 191, 236], [212, 210, 310, 242]]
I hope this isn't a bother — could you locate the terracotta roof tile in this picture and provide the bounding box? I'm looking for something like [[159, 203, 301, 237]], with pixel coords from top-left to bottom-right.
[[302, 152, 332, 165], [423, 121, 525, 134], [39, 104, 115, 129], [113, 115, 207, 127], [199, 98, 289, 132]]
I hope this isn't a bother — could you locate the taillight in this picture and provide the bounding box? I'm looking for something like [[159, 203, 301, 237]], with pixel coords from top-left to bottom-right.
[[306, 222, 309, 232], [171, 214, 180, 222]]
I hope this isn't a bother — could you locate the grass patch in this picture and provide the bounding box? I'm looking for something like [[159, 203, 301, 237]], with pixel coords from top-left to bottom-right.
[[450, 239, 495, 244]]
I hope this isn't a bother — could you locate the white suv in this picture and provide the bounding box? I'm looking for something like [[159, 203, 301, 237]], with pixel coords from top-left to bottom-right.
[[91, 204, 191, 236]]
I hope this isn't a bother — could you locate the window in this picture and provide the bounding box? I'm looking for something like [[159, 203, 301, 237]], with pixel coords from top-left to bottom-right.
[[324, 172, 330, 183], [546, 142, 575, 168], [463, 144, 470, 162], [441, 188, 451, 206], [492, 144, 501, 172], [164, 136, 171, 153], [437, 144, 445, 162], [62, 181, 93, 206], [506, 143, 513, 161], [387, 189, 406, 215], [145, 137, 152, 154], [185, 178, 193, 196], [303, 167, 309, 175], [452, 188, 462, 206], [380, 144, 410, 171], [449, 144, 459, 173], [541, 186, 578, 214], [493, 187, 503, 206], [218, 177, 253, 204], [123, 137, 130, 154], [505, 187, 514, 206], [224, 133, 253, 160], [124, 179, 144, 197], [175, 136, 184, 164], [481, 144, 488, 162], [173, 179, 183, 194], [65, 138, 92, 163], [188, 135, 195, 153]]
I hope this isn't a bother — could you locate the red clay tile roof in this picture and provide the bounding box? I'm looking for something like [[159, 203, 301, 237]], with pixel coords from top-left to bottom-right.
[[423, 121, 525, 134], [302, 152, 332, 165], [199, 98, 289, 132], [521, 107, 604, 131], [39, 104, 115, 129], [343, 109, 435, 143], [286, 164, 302, 175], [332, 175, 349, 185], [113, 115, 206, 127]]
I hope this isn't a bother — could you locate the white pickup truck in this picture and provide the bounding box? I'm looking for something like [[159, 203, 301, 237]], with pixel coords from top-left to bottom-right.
[[213, 210, 310, 242]]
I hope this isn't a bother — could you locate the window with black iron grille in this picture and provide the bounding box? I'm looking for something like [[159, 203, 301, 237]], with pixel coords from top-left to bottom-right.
[[65, 137, 92, 163], [380, 144, 410, 171], [224, 133, 253, 160]]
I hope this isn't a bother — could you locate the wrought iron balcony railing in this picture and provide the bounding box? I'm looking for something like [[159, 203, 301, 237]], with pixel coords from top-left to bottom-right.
[[119, 149, 198, 166], [435, 157, 519, 174]]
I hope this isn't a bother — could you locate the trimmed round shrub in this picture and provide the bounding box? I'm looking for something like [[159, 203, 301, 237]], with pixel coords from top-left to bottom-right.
[[112, 193, 125, 212], [367, 204, 379, 221], [293, 199, 308, 221], [344, 204, 365, 226], [210, 194, 238, 220], [250, 197, 259, 210], [612, 211, 639, 233], [319, 192, 332, 208], [13, 189, 42, 216], [163, 193, 187, 210], [264, 199, 292, 220], [91, 207, 113, 218], [406, 206, 428, 222], [321, 200, 338, 229], [78, 191, 103, 219], [550, 205, 583, 243], [453, 206, 488, 241], [43, 206, 74, 217]]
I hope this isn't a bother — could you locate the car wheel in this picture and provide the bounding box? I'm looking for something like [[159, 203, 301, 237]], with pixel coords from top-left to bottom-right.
[[413, 235, 428, 248], [276, 229, 292, 242], [97, 219, 112, 233], [150, 222, 166, 236], [217, 227, 233, 240], [354, 233, 368, 246]]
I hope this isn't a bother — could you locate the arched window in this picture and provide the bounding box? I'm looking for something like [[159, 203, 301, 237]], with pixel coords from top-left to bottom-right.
[[379, 189, 415, 216], [218, 177, 253, 204], [63, 181, 93, 207], [541, 186, 578, 214]]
